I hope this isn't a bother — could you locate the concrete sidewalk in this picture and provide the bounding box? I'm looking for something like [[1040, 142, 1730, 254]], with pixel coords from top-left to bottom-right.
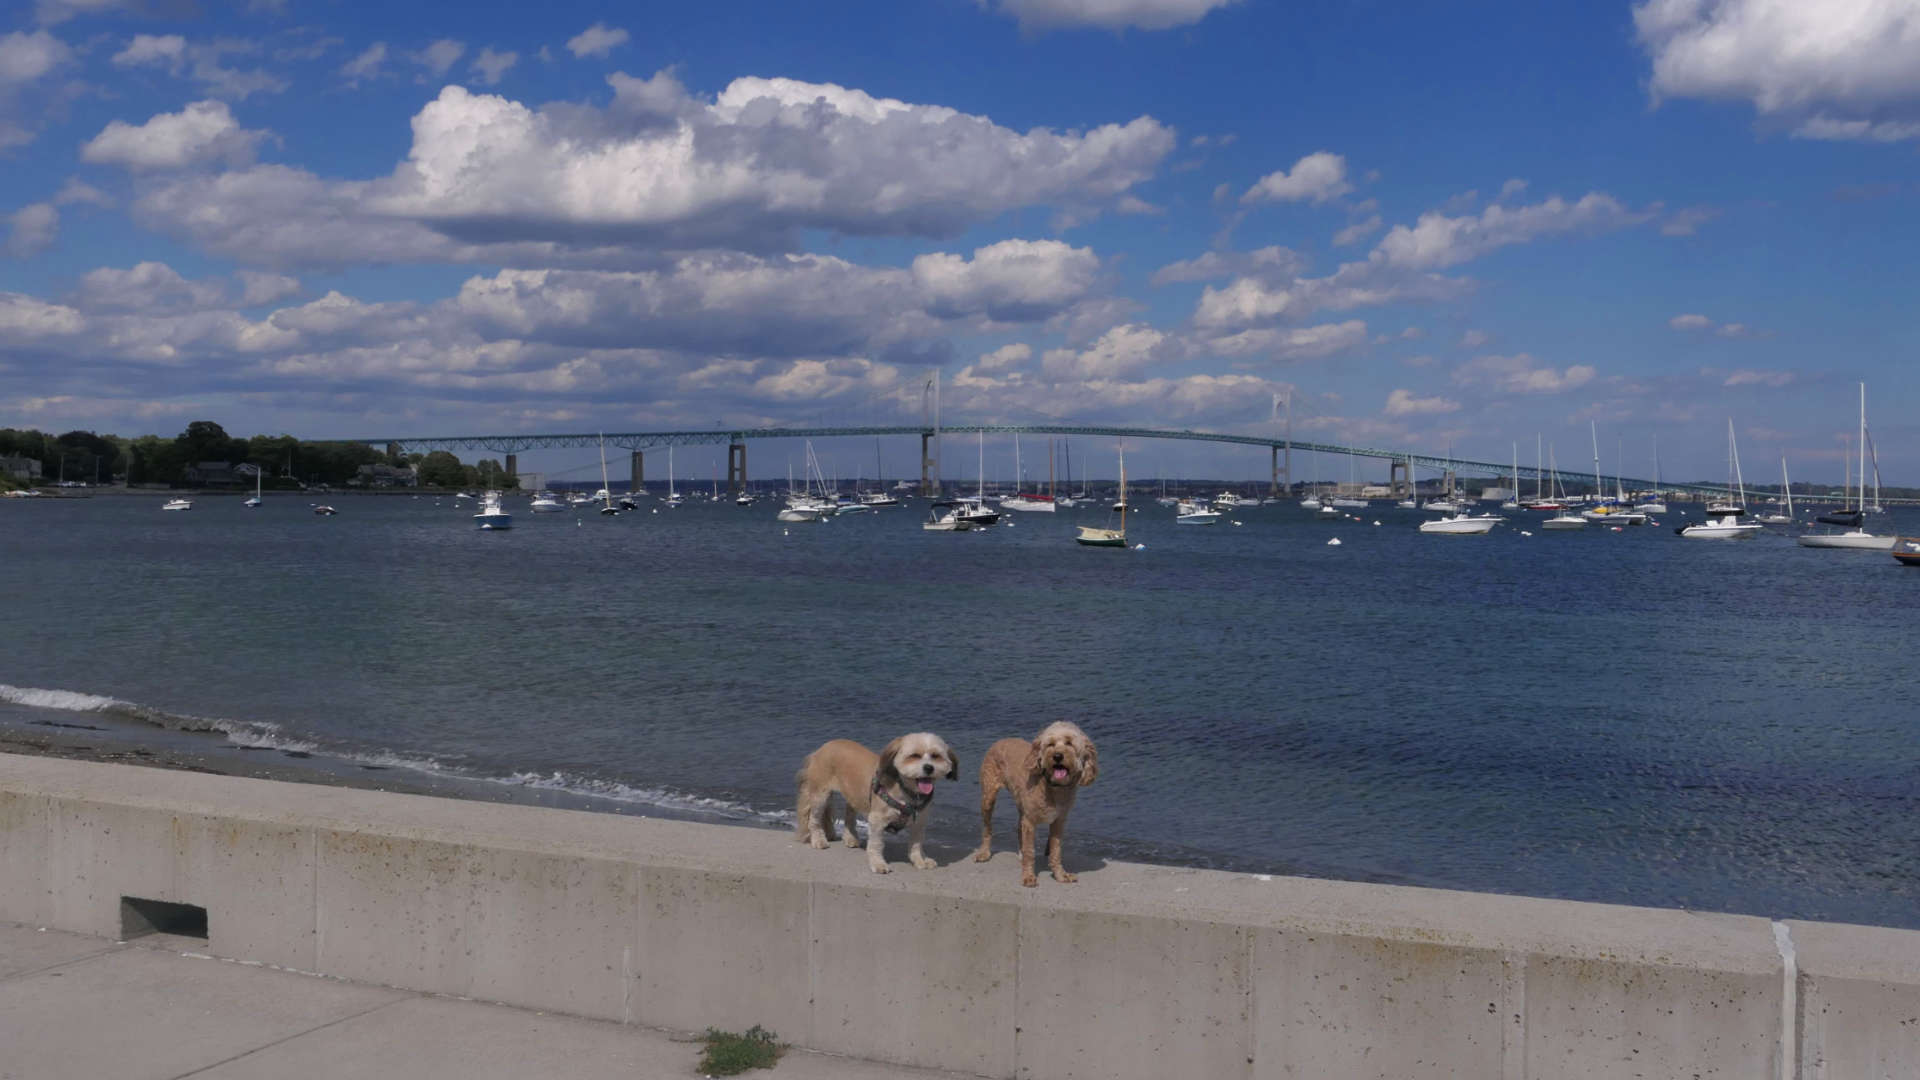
[[0, 922, 972, 1080]]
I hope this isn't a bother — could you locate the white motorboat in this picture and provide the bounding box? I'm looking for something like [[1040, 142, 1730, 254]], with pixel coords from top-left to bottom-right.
[[1175, 499, 1220, 525], [1680, 420, 1762, 540], [1422, 510, 1501, 533], [1216, 491, 1259, 509], [1422, 498, 1463, 513], [776, 500, 827, 523], [1330, 496, 1369, 509], [311, 504, 337, 516], [955, 496, 1001, 527], [529, 492, 564, 512], [859, 491, 900, 508], [1419, 513, 1500, 535], [161, 497, 192, 511], [1298, 494, 1323, 510], [473, 491, 512, 529], [1001, 493, 1057, 512], [921, 501, 974, 531], [1396, 498, 1418, 509], [1798, 383, 1895, 550], [1680, 505, 1761, 539], [1541, 513, 1586, 530], [1317, 502, 1341, 518]]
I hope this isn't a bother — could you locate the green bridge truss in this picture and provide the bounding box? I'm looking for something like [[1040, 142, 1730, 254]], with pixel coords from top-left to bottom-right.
[[360, 424, 1748, 497]]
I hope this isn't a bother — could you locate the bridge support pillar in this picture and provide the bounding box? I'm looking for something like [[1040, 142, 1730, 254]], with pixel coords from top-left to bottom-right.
[[921, 433, 939, 496], [727, 442, 746, 494], [504, 453, 517, 479], [1390, 460, 1409, 498], [386, 442, 403, 462], [630, 451, 643, 494], [1270, 446, 1281, 497]]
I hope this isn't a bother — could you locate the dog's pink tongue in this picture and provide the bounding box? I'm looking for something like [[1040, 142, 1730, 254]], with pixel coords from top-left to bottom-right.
[[916, 780, 934, 795], [1052, 767, 1069, 782]]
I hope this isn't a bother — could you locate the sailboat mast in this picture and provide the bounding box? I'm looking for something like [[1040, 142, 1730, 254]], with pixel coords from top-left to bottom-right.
[[1118, 443, 1127, 542], [1048, 439, 1055, 499], [1858, 381, 1867, 514], [1589, 421, 1601, 502], [1535, 434, 1543, 502]]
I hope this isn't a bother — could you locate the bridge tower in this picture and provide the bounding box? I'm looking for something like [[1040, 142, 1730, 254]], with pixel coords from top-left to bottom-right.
[[1390, 460, 1409, 498], [504, 454, 517, 481], [629, 451, 644, 494], [921, 433, 939, 496], [727, 442, 746, 494]]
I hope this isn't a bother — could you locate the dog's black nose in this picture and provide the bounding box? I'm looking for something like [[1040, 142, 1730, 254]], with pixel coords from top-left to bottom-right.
[[920, 763, 934, 775], [1052, 753, 1065, 764]]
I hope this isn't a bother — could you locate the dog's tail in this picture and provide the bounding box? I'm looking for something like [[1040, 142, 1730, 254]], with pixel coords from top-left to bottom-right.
[[793, 750, 817, 839]]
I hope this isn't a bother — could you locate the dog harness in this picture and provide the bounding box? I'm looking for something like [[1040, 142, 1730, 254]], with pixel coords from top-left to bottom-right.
[[871, 776, 932, 832]]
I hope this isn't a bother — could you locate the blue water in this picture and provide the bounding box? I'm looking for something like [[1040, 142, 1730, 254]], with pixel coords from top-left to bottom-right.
[[3, 491, 1916, 927]]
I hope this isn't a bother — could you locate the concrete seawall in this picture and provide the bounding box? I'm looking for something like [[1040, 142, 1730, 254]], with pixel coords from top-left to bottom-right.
[[2, 752, 1915, 1079]]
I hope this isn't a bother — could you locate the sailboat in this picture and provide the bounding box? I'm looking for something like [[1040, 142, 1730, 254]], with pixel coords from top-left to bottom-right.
[[1799, 382, 1894, 549], [243, 467, 262, 508], [1075, 442, 1128, 547], [1540, 446, 1586, 530], [595, 434, 620, 516], [1634, 437, 1668, 513], [664, 446, 682, 507], [1299, 449, 1322, 510], [1679, 420, 1761, 539], [956, 431, 1000, 526], [859, 439, 900, 507], [1055, 440, 1079, 508], [1001, 434, 1056, 512], [1755, 458, 1793, 525], [1501, 444, 1520, 510], [1330, 452, 1368, 508]]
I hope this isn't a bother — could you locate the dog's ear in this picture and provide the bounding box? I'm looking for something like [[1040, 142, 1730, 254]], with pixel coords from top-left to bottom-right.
[[875, 737, 904, 787], [945, 746, 959, 781], [1024, 737, 1047, 782], [1077, 734, 1098, 787]]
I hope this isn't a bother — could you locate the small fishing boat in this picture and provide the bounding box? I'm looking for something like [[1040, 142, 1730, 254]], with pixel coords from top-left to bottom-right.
[[1892, 538, 1920, 567], [472, 492, 511, 528], [922, 501, 974, 532], [312, 504, 338, 516], [1175, 499, 1220, 525], [161, 497, 192, 511], [1419, 512, 1500, 535]]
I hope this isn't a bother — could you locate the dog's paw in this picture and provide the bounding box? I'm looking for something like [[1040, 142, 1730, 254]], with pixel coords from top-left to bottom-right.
[[869, 862, 891, 874], [806, 835, 828, 850], [971, 848, 993, 863], [843, 836, 861, 849], [911, 855, 936, 870], [1021, 872, 1039, 887], [1053, 870, 1079, 883]]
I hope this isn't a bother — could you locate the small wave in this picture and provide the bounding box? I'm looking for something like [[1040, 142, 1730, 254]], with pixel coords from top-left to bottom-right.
[[0, 681, 312, 753], [495, 770, 792, 825]]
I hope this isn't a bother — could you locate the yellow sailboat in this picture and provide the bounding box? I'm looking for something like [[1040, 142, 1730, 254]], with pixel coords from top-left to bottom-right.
[[1075, 442, 1128, 548]]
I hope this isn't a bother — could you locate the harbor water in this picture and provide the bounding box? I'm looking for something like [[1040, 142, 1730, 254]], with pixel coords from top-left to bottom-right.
[[2, 491, 1916, 928]]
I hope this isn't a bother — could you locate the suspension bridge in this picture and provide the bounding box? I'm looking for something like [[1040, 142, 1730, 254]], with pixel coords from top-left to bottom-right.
[[360, 424, 1771, 500]]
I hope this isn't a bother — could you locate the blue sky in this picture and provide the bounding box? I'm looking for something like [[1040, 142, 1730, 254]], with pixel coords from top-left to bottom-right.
[[1, 0, 1916, 483]]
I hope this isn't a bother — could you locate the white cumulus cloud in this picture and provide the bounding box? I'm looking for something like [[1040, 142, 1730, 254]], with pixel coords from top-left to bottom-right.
[[1372, 192, 1649, 271], [1453, 353, 1596, 394], [5, 203, 58, 258], [81, 101, 271, 170], [1384, 388, 1461, 416], [987, 0, 1240, 31], [566, 23, 629, 59], [1635, 0, 1920, 141], [1242, 151, 1351, 205]]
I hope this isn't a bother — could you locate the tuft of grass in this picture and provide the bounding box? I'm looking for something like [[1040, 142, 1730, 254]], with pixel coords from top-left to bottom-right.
[[696, 1025, 783, 1076]]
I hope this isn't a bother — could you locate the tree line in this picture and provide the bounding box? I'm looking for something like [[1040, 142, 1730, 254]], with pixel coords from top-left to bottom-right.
[[0, 421, 515, 491]]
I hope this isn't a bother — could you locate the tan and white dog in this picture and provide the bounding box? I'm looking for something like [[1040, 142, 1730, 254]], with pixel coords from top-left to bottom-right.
[[794, 733, 957, 873], [972, 721, 1099, 886]]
